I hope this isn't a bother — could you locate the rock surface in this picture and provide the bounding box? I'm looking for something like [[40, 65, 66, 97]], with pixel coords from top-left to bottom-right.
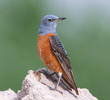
[[17, 68, 98, 100], [0, 68, 98, 100], [0, 89, 17, 100]]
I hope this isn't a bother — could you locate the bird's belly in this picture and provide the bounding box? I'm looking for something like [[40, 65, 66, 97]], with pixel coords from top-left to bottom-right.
[[37, 34, 63, 73]]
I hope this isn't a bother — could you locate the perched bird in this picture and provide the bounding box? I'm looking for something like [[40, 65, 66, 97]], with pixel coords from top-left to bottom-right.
[[37, 15, 79, 95]]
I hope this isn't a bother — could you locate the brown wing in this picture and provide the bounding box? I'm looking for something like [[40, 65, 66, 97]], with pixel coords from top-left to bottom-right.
[[50, 35, 79, 95]]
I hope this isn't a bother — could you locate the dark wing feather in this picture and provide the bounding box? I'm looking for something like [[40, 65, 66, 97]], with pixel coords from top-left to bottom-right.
[[50, 35, 78, 95]]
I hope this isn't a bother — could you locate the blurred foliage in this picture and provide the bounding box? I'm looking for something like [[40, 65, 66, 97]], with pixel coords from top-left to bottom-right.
[[0, 0, 110, 100]]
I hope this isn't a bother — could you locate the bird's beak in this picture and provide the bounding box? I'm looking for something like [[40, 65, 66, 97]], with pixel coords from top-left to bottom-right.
[[55, 17, 67, 22]]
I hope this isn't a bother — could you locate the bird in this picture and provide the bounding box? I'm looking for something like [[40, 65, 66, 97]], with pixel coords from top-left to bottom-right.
[[37, 15, 79, 95]]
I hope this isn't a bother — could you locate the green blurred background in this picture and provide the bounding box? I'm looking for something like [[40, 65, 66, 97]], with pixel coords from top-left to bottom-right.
[[0, 0, 110, 99]]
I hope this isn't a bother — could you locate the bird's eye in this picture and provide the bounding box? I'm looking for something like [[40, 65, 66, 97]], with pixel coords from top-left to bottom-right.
[[48, 18, 52, 22]]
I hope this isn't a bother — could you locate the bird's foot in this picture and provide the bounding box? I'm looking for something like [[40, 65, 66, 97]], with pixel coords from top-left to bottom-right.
[[50, 72, 56, 76], [49, 87, 63, 95]]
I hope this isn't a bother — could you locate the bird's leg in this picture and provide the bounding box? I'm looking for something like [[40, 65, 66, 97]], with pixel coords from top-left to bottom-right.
[[49, 72, 63, 94], [54, 72, 62, 90]]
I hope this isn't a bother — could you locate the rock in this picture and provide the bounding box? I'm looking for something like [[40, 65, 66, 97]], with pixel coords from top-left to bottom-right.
[[0, 68, 98, 100], [0, 89, 17, 100], [17, 68, 98, 100]]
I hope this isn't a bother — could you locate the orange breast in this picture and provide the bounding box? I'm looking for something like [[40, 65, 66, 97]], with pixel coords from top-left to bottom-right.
[[37, 33, 63, 73]]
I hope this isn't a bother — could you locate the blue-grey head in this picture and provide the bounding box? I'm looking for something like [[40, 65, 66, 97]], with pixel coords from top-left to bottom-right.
[[38, 15, 66, 36]]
